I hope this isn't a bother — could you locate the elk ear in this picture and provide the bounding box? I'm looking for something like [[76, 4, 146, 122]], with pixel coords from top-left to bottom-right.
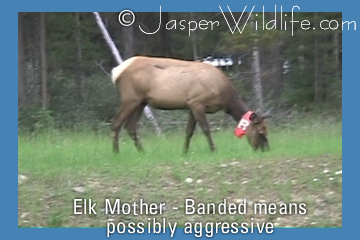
[[250, 113, 261, 124], [262, 110, 271, 119]]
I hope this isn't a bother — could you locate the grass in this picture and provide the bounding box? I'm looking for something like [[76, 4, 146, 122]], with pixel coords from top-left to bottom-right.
[[18, 119, 342, 228]]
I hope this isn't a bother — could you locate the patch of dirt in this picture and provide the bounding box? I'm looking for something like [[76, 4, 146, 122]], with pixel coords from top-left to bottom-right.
[[18, 154, 342, 228]]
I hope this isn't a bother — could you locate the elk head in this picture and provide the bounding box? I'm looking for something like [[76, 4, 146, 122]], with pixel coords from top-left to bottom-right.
[[246, 111, 271, 152]]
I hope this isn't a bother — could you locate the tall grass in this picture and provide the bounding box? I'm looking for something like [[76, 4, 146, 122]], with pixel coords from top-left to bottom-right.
[[18, 118, 342, 178]]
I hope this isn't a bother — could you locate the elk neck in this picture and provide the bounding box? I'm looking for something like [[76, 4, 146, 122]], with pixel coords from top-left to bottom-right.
[[226, 93, 249, 123]]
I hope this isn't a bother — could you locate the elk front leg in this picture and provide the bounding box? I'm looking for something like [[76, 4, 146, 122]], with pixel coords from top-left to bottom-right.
[[183, 111, 197, 154], [189, 105, 216, 152]]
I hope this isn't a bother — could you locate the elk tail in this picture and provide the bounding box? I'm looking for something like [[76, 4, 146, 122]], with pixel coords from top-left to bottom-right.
[[111, 57, 137, 85]]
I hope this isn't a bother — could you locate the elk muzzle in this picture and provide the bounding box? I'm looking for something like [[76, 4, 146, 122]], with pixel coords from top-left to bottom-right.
[[246, 126, 270, 152]]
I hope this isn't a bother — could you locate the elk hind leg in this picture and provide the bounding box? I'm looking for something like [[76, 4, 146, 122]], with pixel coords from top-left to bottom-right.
[[125, 104, 145, 152], [112, 101, 141, 153]]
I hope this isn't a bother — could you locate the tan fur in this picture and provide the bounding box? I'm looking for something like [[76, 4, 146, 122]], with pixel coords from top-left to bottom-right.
[[111, 56, 232, 112], [110, 56, 269, 153]]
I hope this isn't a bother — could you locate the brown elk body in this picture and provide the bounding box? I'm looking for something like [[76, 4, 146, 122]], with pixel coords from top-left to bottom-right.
[[110, 56, 269, 153]]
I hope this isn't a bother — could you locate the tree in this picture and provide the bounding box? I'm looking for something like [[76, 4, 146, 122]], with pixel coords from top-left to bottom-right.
[[251, 14, 264, 112], [18, 12, 342, 131], [160, 12, 172, 57], [18, 12, 26, 107], [121, 13, 135, 60], [40, 12, 48, 109], [75, 12, 85, 101], [313, 12, 321, 104], [190, 12, 199, 60], [92, 12, 162, 134]]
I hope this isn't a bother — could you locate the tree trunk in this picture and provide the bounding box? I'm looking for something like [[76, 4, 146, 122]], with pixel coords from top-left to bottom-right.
[[298, 45, 305, 71], [252, 46, 263, 112], [122, 24, 134, 60], [93, 12, 122, 64], [251, 15, 264, 112], [273, 10, 284, 101], [40, 12, 48, 109], [190, 13, 198, 60], [334, 30, 340, 81], [92, 12, 162, 135], [273, 40, 284, 100], [18, 12, 26, 107], [75, 12, 85, 101], [161, 12, 172, 57], [314, 12, 321, 104]]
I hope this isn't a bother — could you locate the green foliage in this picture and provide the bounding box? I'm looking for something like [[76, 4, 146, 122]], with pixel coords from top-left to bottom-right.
[[18, 104, 39, 132], [18, 12, 342, 132], [18, 107, 55, 133], [34, 109, 55, 132], [49, 73, 118, 130]]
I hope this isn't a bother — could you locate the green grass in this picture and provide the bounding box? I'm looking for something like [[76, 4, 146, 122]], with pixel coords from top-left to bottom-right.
[[18, 121, 341, 174], [18, 119, 342, 228]]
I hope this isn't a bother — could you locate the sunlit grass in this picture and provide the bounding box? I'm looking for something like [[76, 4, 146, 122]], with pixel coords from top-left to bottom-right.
[[18, 120, 342, 177]]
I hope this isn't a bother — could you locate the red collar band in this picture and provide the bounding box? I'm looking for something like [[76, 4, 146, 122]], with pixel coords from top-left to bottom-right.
[[234, 111, 254, 138]]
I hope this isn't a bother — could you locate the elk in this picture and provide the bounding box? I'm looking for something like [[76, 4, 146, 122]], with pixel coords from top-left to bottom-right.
[[110, 56, 270, 153], [246, 119, 270, 152]]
